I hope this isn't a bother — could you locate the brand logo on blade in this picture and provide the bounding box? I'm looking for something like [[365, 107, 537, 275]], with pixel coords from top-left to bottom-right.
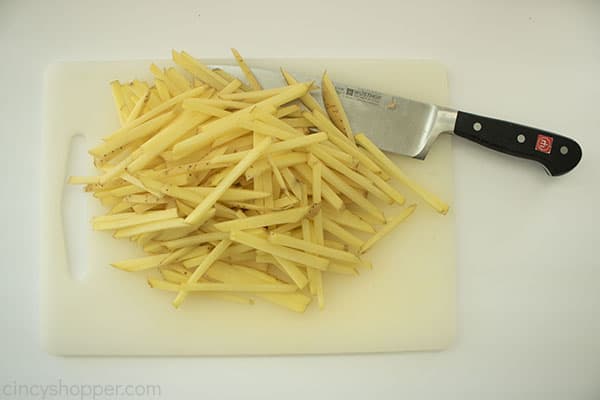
[[535, 134, 553, 154], [342, 87, 382, 105]]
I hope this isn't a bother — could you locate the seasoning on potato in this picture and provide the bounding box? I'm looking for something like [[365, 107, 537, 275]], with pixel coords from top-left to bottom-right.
[[69, 49, 449, 312]]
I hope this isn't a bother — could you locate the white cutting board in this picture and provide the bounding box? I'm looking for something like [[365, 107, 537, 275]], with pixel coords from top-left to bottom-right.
[[40, 58, 456, 355]]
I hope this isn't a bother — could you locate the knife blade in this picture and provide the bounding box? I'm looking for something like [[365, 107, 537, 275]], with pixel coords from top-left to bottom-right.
[[211, 65, 582, 176]]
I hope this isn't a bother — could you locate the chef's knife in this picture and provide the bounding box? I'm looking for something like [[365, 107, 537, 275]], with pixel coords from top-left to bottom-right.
[[212, 65, 582, 176]]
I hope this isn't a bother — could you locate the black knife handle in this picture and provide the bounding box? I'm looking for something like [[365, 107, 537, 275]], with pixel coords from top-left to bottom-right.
[[453, 111, 582, 176]]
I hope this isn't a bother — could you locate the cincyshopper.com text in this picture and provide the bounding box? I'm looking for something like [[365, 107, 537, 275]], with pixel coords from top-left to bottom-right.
[[1, 380, 161, 399]]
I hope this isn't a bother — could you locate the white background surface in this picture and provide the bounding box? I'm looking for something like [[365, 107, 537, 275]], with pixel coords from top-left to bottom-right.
[[1, 0, 599, 399]]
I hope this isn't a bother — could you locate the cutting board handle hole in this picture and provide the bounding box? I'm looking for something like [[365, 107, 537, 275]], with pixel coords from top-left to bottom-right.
[[62, 133, 90, 281]]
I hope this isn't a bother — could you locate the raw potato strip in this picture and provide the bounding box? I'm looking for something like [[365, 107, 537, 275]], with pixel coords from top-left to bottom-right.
[[268, 156, 288, 196], [268, 131, 326, 153], [318, 143, 355, 165], [304, 111, 381, 173], [230, 48, 262, 90], [273, 196, 298, 210], [253, 112, 299, 137], [111, 254, 168, 272], [276, 105, 301, 118], [121, 173, 163, 198], [207, 151, 251, 165], [175, 199, 195, 216], [207, 263, 311, 312], [110, 81, 128, 125], [165, 68, 191, 92], [159, 268, 188, 283], [94, 183, 138, 197], [245, 153, 307, 179], [212, 68, 252, 92], [178, 245, 211, 261], [132, 204, 158, 214], [272, 256, 308, 289], [103, 86, 205, 143], [172, 50, 229, 90], [183, 98, 251, 111], [109, 201, 131, 215], [229, 230, 329, 270], [149, 277, 255, 305], [180, 103, 230, 118], [130, 80, 149, 97], [185, 137, 272, 224], [322, 218, 364, 248], [155, 79, 171, 101], [172, 115, 249, 159], [188, 187, 270, 202], [328, 264, 358, 275], [207, 132, 328, 165], [240, 120, 294, 142], [355, 133, 449, 214], [126, 88, 150, 123], [310, 159, 325, 244], [127, 111, 210, 172], [282, 117, 315, 128], [361, 205, 417, 253], [226, 135, 254, 152], [145, 91, 161, 112], [280, 68, 326, 115], [161, 232, 228, 249], [125, 194, 167, 204], [120, 84, 136, 114], [215, 203, 244, 219], [310, 145, 391, 203], [295, 184, 316, 296], [308, 157, 325, 306], [173, 239, 232, 307], [269, 233, 359, 263], [220, 87, 286, 101], [321, 72, 354, 142], [160, 246, 195, 265], [356, 164, 405, 205], [92, 208, 177, 230], [113, 218, 189, 238], [182, 282, 296, 292], [230, 264, 311, 311], [91, 111, 177, 157], [150, 65, 181, 96], [272, 221, 301, 234], [323, 208, 375, 233], [213, 206, 310, 232], [280, 167, 302, 200], [346, 204, 382, 226], [292, 164, 344, 211], [218, 79, 243, 95], [320, 163, 384, 222], [95, 138, 141, 167], [253, 131, 267, 208]]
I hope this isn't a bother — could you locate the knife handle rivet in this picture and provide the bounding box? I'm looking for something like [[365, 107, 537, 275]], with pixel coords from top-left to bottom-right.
[[517, 134, 526, 144], [560, 145, 569, 155], [473, 122, 482, 132]]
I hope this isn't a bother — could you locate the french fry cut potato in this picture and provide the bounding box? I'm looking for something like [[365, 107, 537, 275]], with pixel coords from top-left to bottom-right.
[[230, 48, 262, 90], [355, 133, 449, 214], [69, 49, 448, 313], [361, 205, 417, 253], [213, 206, 310, 232], [230, 230, 329, 270], [321, 71, 354, 143]]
